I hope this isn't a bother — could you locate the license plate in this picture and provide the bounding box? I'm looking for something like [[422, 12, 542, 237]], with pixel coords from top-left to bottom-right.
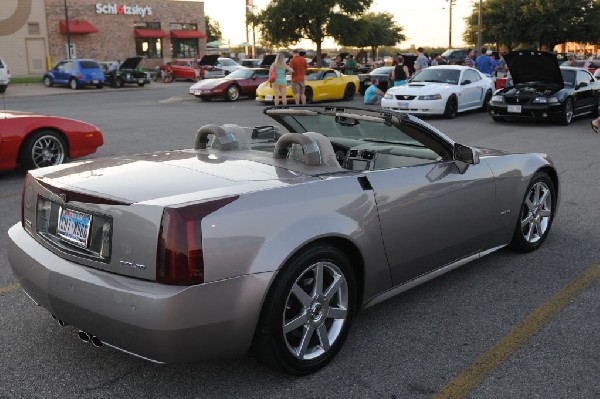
[[93, 80, 99, 84], [266, 95, 273, 101], [138, 79, 144, 84], [57, 208, 92, 248], [398, 101, 410, 108], [195, 89, 201, 95], [507, 105, 522, 113]]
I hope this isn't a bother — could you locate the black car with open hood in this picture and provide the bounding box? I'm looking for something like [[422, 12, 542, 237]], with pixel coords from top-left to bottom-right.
[[112, 56, 150, 88], [488, 50, 600, 125]]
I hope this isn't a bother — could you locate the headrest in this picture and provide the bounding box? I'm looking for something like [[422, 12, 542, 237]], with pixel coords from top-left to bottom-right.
[[273, 132, 340, 168], [194, 124, 251, 151]]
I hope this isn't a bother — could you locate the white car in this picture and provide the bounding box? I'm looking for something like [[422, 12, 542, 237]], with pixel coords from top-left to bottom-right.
[[0, 57, 10, 93], [381, 65, 494, 118]]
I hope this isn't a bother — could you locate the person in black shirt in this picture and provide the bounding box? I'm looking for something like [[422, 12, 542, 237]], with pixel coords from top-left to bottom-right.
[[390, 55, 409, 86]]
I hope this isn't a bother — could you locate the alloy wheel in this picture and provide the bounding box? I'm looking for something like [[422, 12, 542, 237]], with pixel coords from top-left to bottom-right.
[[519, 181, 552, 244], [282, 261, 349, 360], [30, 134, 66, 168]]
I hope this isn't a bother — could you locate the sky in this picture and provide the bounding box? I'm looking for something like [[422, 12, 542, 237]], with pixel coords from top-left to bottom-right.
[[198, 0, 476, 49]]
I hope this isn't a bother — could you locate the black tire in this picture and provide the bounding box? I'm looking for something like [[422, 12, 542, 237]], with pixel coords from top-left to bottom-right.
[[343, 84, 355, 101], [137, 82, 145, 87], [443, 95, 458, 119], [69, 78, 78, 90], [19, 130, 67, 169], [558, 98, 574, 125], [117, 77, 124, 88], [96, 83, 104, 89], [481, 90, 492, 111], [225, 85, 240, 101], [508, 172, 556, 252], [305, 87, 314, 104], [254, 243, 357, 375], [43, 77, 53, 87]]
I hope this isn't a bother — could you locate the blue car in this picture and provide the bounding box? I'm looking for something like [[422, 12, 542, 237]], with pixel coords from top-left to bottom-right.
[[43, 59, 105, 90]]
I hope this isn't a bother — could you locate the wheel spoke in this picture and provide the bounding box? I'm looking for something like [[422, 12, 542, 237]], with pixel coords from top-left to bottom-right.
[[534, 183, 541, 204], [521, 214, 533, 229], [538, 188, 550, 206], [324, 274, 344, 302], [284, 313, 309, 333], [540, 209, 552, 218], [525, 197, 535, 212], [327, 306, 347, 320], [297, 325, 315, 358], [313, 263, 324, 297], [525, 222, 535, 241], [316, 324, 330, 351], [535, 219, 544, 236], [291, 283, 312, 307]]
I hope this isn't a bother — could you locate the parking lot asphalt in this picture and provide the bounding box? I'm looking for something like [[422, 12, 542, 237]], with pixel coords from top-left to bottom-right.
[[3, 80, 191, 97]]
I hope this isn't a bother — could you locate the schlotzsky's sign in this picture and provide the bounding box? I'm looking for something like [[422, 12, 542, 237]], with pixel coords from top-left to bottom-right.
[[96, 3, 152, 17]]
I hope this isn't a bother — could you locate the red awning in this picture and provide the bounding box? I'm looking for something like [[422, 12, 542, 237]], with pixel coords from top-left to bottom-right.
[[59, 20, 98, 34], [134, 29, 168, 39], [170, 30, 207, 39]]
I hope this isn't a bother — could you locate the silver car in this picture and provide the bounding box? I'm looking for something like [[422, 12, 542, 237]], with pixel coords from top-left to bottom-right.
[[8, 106, 559, 375]]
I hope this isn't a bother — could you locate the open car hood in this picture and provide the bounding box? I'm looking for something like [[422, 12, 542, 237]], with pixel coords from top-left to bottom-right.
[[260, 54, 276, 67], [198, 54, 219, 66], [119, 56, 143, 70], [504, 50, 564, 88]]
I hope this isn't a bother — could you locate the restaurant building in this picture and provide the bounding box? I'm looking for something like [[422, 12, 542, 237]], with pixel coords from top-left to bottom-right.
[[1, 0, 207, 76]]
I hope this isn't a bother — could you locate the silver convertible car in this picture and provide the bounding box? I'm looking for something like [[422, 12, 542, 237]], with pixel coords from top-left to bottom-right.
[[8, 106, 559, 375]]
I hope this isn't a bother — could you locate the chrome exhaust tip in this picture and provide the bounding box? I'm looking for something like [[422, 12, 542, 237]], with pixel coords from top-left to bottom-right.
[[77, 330, 91, 342], [90, 336, 103, 348]]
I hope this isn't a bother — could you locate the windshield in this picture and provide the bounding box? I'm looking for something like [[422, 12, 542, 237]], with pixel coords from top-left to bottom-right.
[[277, 113, 423, 147], [410, 68, 460, 85], [560, 69, 575, 86], [306, 70, 325, 81], [227, 69, 255, 79]]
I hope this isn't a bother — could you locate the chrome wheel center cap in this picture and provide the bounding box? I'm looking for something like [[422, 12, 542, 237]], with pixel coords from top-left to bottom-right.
[[308, 299, 327, 324]]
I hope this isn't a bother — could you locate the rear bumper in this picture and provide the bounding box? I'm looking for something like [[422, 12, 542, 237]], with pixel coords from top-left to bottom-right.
[[8, 224, 274, 363]]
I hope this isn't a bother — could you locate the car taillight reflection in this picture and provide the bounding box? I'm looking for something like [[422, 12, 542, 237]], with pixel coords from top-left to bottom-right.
[[156, 196, 239, 285]]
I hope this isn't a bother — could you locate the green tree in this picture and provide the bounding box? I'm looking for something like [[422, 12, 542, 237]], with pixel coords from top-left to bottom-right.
[[330, 12, 406, 60], [254, 0, 373, 66], [463, 0, 600, 50], [205, 15, 222, 43]]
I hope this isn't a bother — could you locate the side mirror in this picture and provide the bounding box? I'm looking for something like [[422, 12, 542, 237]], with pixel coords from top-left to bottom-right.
[[461, 80, 472, 85], [578, 82, 588, 89], [453, 144, 479, 173]]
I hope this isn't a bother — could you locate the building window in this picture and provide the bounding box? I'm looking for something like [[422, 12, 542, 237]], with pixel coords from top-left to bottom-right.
[[28, 22, 40, 35], [134, 21, 161, 30], [170, 23, 198, 31], [171, 39, 198, 58], [136, 39, 163, 59]]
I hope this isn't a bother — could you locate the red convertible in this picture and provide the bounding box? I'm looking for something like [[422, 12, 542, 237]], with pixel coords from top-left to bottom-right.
[[0, 111, 103, 170], [188, 68, 270, 101]]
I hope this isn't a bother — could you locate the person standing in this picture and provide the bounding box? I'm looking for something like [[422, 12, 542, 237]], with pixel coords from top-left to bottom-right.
[[344, 55, 357, 75], [270, 53, 294, 106], [390, 55, 409, 86], [475, 48, 494, 75], [108, 60, 120, 87], [289, 49, 308, 104], [414, 47, 429, 72], [465, 48, 475, 68], [364, 78, 385, 105]]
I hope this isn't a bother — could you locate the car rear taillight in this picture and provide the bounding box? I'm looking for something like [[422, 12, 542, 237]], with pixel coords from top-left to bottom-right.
[[156, 196, 238, 285]]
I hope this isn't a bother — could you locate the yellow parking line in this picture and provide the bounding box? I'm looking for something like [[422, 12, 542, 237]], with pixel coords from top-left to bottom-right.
[[0, 192, 20, 200], [434, 261, 600, 399], [0, 282, 21, 294]]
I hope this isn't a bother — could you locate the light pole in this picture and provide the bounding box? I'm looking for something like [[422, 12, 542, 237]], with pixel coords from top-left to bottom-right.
[[63, 0, 71, 59], [476, 0, 482, 55], [448, 0, 454, 48]]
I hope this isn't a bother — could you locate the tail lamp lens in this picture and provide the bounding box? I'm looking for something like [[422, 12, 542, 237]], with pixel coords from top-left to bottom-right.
[[156, 196, 238, 285]]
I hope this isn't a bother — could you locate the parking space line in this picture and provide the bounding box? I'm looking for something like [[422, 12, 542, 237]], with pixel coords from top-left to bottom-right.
[[433, 261, 600, 399], [0, 193, 20, 200], [0, 282, 21, 294]]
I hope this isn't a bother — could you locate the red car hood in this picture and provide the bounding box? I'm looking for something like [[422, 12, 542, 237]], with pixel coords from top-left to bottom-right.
[[194, 78, 231, 89]]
